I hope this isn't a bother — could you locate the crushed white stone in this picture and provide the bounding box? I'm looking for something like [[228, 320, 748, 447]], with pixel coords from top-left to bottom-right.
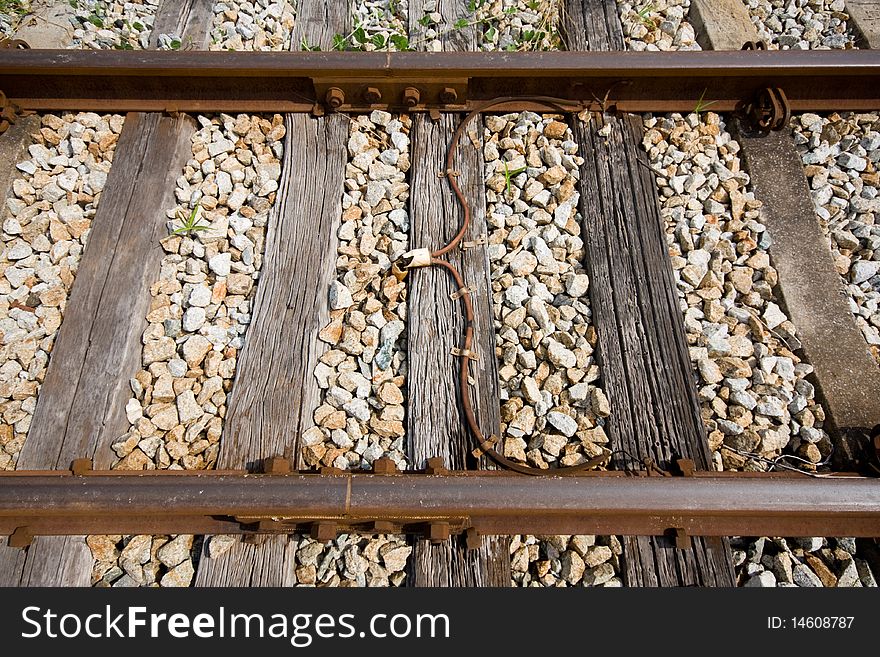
[[743, 0, 857, 50], [302, 110, 410, 472], [1, 112, 123, 471], [209, 0, 296, 51], [68, 0, 160, 50], [792, 111, 880, 365], [483, 111, 610, 471], [616, 0, 700, 51]]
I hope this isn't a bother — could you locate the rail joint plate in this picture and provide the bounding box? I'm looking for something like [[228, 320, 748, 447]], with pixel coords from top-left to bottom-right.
[[312, 78, 468, 113]]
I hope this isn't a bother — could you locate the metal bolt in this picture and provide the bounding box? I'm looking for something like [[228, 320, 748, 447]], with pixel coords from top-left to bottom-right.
[[403, 86, 421, 107], [439, 87, 458, 104], [427, 522, 450, 544], [311, 521, 337, 542], [324, 87, 345, 109], [363, 86, 382, 104], [71, 458, 93, 475], [425, 456, 447, 475], [262, 456, 291, 474], [464, 527, 481, 551], [372, 456, 397, 474]]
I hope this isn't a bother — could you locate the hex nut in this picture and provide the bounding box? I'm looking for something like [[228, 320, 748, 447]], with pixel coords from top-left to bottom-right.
[[403, 86, 421, 107], [325, 87, 345, 108]]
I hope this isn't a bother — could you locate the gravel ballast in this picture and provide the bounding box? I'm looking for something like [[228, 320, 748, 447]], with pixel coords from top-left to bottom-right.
[[209, 0, 296, 51], [68, 0, 159, 49], [792, 112, 880, 365], [90, 112, 286, 587], [303, 111, 411, 472], [616, 0, 700, 51], [1, 112, 123, 471], [483, 111, 610, 471], [743, 0, 857, 49], [0, 0, 30, 37], [644, 110, 834, 472], [472, 1, 620, 587]]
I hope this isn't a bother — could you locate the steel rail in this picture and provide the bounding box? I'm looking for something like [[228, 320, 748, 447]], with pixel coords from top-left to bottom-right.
[[0, 471, 878, 540], [0, 49, 879, 113]]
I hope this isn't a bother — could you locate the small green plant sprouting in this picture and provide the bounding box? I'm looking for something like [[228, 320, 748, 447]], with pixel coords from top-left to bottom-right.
[[636, 3, 656, 27], [503, 161, 527, 198], [330, 22, 411, 52], [172, 203, 210, 237], [693, 88, 717, 115], [300, 36, 321, 51], [0, 0, 28, 31]]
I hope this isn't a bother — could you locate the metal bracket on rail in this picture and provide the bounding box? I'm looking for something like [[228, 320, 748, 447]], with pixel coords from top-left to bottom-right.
[[427, 522, 450, 544], [674, 458, 696, 477], [424, 457, 449, 475], [870, 425, 880, 476], [741, 40, 768, 50], [71, 458, 93, 475], [0, 89, 31, 137], [371, 457, 398, 474], [461, 234, 488, 249], [671, 527, 692, 550], [8, 526, 33, 549], [464, 527, 482, 550], [736, 86, 791, 133], [669, 458, 695, 549], [314, 79, 468, 113], [0, 37, 30, 49]]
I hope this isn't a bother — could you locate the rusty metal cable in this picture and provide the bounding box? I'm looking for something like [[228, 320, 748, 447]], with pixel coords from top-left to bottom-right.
[[411, 96, 610, 476]]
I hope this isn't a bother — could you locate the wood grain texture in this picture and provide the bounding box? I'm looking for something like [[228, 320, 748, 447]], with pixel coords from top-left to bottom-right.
[[195, 113, 347, 587], [0, 115, 39, 202], [2, 112, 196, 586], [561, 0, 624, 51], [2, 0, 212, 589], [195, 0, 351, 587], [564, 0, 735, 586], [291, 0, 351, 51], [405, 0, 510, 588], [572, 102, 735, 589], [150, 0, 215, 50], [0, 545, 25, 586], [409, 0, 479, 51], [19, 112, 195, 472], [208, 112, 345, 474], [406, 113, 510, 587]]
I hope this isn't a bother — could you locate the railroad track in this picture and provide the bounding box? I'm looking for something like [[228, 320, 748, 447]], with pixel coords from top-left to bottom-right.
[[0, 0, 878, 589]]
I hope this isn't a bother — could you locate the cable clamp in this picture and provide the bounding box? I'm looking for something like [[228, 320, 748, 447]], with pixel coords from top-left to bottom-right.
[[437, 169, 460, 178], [461, 234, 487, 249], [399, 247, 432, 269], [449, 285, 475, 300], [471, 434, 500, 458], [451, 347, 479, 361], [467, 375, 477, 386]]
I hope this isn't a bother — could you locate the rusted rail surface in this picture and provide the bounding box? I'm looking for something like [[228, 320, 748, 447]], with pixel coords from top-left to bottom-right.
[[0, 50, 879, 113], [0, 470, 878, 541]]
